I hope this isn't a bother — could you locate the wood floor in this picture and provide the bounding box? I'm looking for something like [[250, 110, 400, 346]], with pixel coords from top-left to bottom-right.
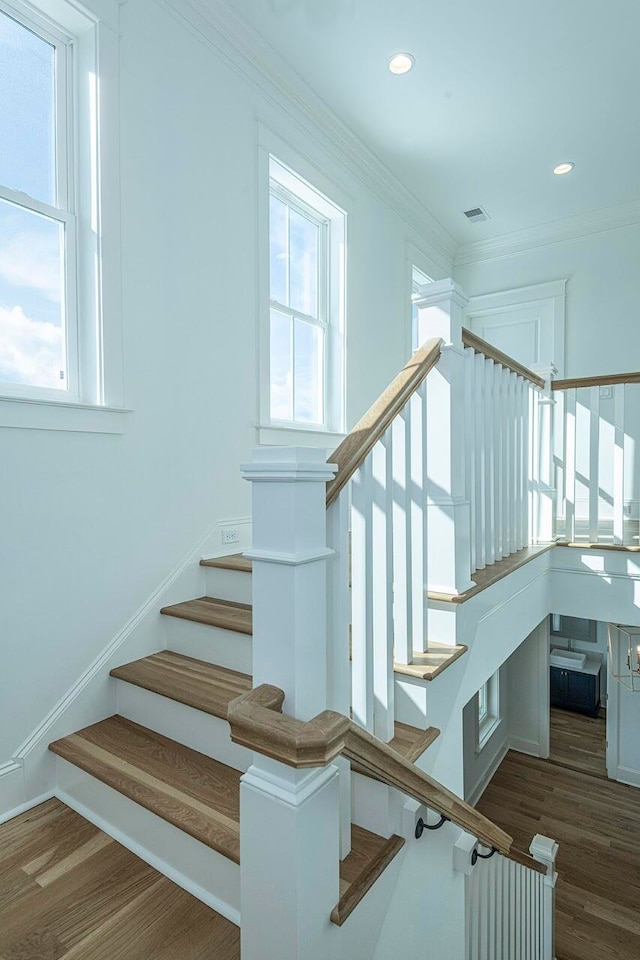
[[549, 706, 607, 778], [0, 799, 240, 959], [478, 735, 640, 960]]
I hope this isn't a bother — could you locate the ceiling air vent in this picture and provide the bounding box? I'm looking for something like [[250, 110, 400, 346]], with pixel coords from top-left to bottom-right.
[[463, 206, 490, 223]]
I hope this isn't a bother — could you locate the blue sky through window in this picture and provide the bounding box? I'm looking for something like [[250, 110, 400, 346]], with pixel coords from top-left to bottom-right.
[[0, 8, 64, 390]]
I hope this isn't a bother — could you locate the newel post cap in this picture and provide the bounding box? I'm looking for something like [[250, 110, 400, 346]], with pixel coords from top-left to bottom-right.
[[241, 446, 338, 483], [412, 277, 469, 310]]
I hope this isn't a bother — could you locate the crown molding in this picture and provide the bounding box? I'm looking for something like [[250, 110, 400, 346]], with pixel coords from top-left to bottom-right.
[[152, 0, 456, 269], [455, 198, 640, 267]]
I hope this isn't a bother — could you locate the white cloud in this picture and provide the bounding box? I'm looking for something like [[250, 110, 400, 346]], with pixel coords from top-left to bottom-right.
[[0, 224, 62, 302], [0, 304, 63, 389]]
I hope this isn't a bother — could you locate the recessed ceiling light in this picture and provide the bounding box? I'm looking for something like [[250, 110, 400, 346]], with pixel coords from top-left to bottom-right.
[[388, 53, 414, 75], [553, 162, 575, 176]]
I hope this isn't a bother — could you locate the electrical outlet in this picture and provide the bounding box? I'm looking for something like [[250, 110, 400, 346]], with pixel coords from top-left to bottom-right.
[[600, 385, 613, 400], [222, 528, 240, 545]]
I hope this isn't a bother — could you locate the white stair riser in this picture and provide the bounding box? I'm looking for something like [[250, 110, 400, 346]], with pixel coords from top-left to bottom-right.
[[115, 681, 252, 772], [393, 676, 429, 728], [162, 618, 252, 674], [55, 757, 240, 924], [203, 567, 252, 604], [351, 771, 405, 839]]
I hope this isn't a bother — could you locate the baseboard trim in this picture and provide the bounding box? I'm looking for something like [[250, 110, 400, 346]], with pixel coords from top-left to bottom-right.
[[615, 766, 640, 788], [56, 788, 241, 926], [0, 790, 55, 826], [509, 736, 543, 758], [467, 742, 509, 807]]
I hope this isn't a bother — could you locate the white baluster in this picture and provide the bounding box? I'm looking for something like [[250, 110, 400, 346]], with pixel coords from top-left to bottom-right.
[[326, 488, 352, 858], [351, 459, 374, 731], [475, 353, 487, 570], [410, 383, 428, 651], [553, 388, 565, 540], [589, 385, 600, 543], [372, 432, 395, 742], [518, 379, 532, 547], [465, 347, 477, 572], [493, 364, 503, 562], [564, 388, 577, 542], [613, 384, 625, 545], [485, 359, 496, 565], [392, 411, 411, 665], [507, 371, 517, 555]]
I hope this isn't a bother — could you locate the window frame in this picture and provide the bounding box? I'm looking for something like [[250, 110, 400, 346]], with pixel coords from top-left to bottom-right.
[[476, 670, 501, 752], [259, 149, 346, 442], [268, 179, 329, 428], [0, 2, 79, 402], [0, 0, 125, 433]]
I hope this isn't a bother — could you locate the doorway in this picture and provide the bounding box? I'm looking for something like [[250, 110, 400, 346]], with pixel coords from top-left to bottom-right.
[[548, 613, 608, 778]]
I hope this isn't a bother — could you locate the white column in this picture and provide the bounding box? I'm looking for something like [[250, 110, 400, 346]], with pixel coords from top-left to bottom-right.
[[414, 279, 474, 595], [530, 834, 559, 960], [531, 363, 557, 543], [240, 448, 342, 960]]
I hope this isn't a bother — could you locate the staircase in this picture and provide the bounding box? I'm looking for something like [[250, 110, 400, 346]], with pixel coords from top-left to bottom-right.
[[41, 279, 565, 960]]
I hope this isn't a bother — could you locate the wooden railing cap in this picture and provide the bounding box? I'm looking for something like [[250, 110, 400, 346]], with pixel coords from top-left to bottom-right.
[[462, 328, 545, 389]]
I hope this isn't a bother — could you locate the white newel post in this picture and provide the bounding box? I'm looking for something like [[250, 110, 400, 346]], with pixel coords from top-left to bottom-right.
[[530, 834, 559, 960], [531, 363, 557, 543], [239, 448, 341, 960], [414, 278, 474, 595]]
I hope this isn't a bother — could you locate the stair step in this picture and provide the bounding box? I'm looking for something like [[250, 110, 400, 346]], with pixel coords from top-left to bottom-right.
[[160, 597, 252, 635], [394, 643, 468, 681], [333, 825, 404, 926], [201, 554, 253, 573], [110, 652, 251, 720], [49, 716, 241, 863]]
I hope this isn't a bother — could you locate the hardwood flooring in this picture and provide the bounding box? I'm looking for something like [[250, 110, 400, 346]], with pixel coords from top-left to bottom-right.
[[549, 707, 607, 779], [0, 799, 240, 959], [478, 747, 640, 960], [50, 717, 241, 862]]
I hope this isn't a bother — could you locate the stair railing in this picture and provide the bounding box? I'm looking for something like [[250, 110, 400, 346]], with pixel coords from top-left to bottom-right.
[[552, 371, 640, 545], [457, 832, 558, 960]]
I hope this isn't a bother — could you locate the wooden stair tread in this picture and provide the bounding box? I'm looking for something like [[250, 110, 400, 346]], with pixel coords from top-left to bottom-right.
[[390, 722, 440, 762], [200, 554, 253, 573], [333, 824, 404, 926], [49, 716, 241, 863], [110, 652, 252, 719], [160, 597, 252, 634], [394, 643, 468, 680], [427, 543, 554, 603]]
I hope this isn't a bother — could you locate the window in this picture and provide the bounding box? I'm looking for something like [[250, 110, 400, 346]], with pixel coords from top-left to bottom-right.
[[267, 157, 345, 433], [0, 0, 123, 431], [0, 5, 74, 398], [477, 671, 501, 751], [411, 265, 432, 353]]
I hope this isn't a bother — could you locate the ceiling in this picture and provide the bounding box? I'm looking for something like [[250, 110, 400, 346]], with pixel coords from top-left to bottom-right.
[[218, 0, 640, 247]]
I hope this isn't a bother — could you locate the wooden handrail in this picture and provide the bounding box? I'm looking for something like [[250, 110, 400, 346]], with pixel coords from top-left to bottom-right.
[[326, 337, 442, 508], [552, 371, 640, 391], [228, 686, 546, 875], [462, 328, 545, 389]]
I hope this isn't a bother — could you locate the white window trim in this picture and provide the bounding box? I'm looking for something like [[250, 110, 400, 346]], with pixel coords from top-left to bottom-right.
[[0, 0, 126, 434], [257, 129, 346, 446], [476, 671, 502, 753]]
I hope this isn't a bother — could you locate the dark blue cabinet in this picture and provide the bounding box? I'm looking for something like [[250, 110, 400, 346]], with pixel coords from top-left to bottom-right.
[[550, 666, 600, 718]]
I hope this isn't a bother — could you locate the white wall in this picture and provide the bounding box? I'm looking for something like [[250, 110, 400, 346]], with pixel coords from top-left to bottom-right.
[[455, 224, 640, 377], [0, 0, 452, 774], [462, 664, 509, 805]]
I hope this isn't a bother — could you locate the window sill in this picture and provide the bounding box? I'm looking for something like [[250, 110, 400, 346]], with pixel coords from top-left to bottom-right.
[[0, 396, 131, 434], [258, 423, 346, 450], [476, 716, 502, 754]]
